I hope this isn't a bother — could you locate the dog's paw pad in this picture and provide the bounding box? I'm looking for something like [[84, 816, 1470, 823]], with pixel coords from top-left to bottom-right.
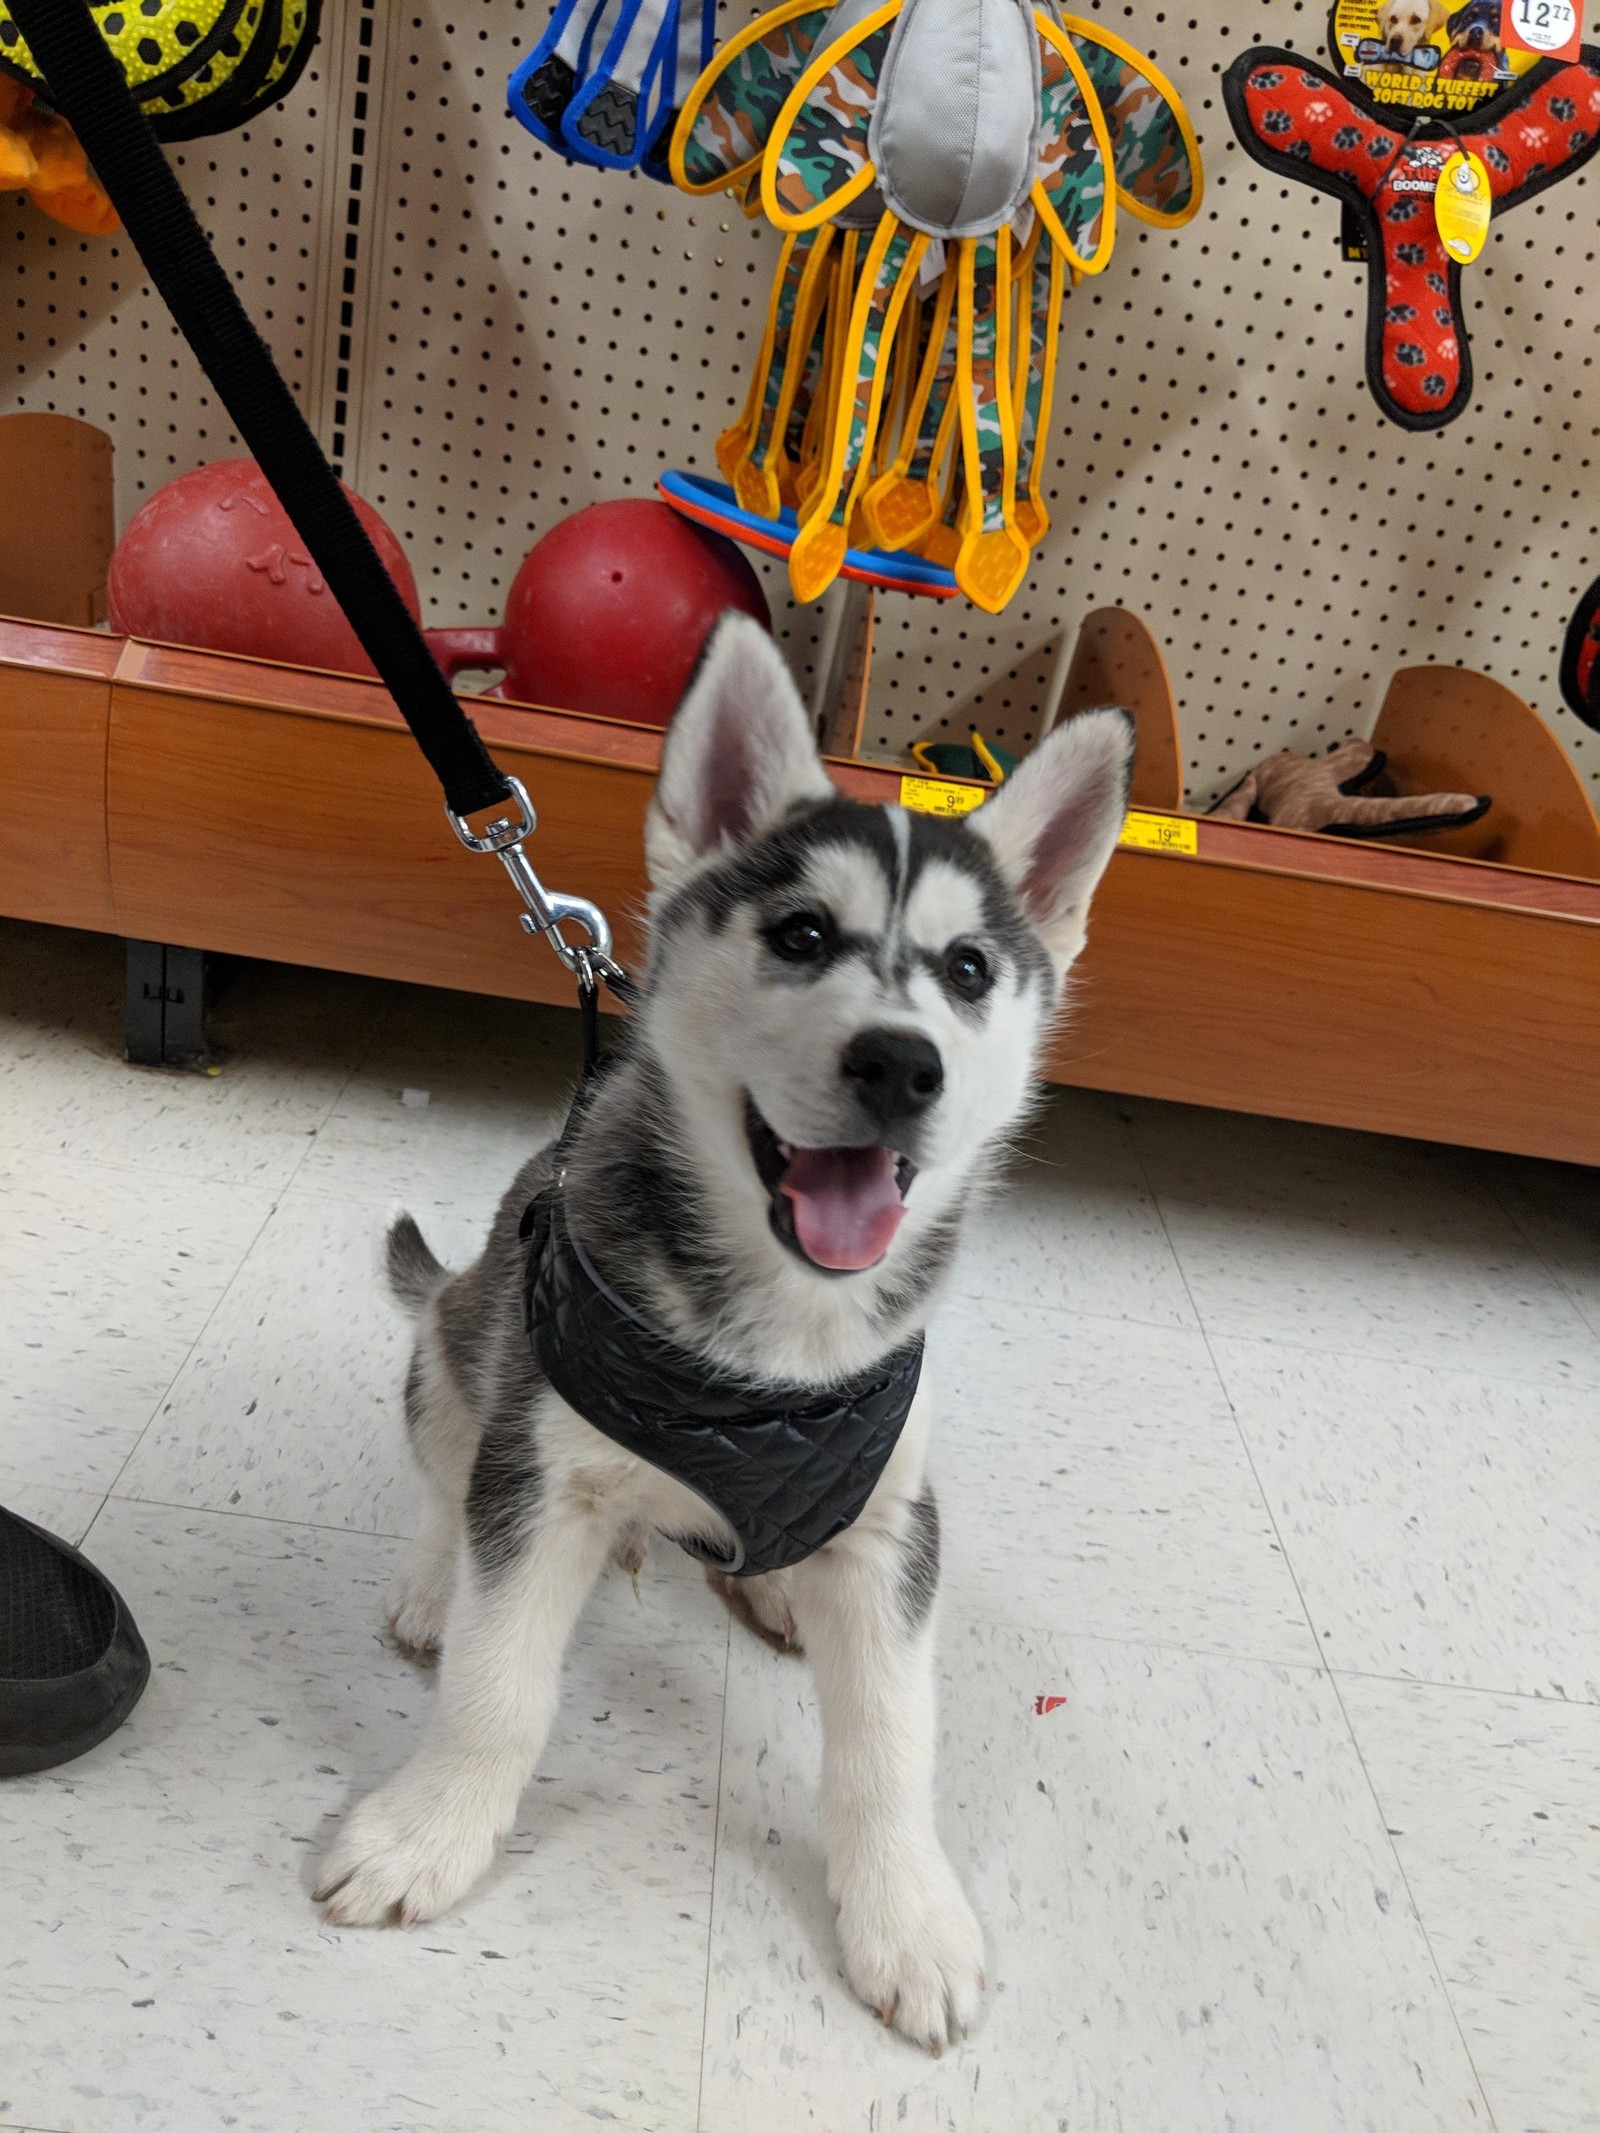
[[838, 1860, 985, 2054]]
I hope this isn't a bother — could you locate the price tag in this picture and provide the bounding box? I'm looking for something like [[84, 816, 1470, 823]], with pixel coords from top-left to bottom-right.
[[899, 774, 986, 817], [1436, 150, 1492, 263], [1118, 810, 1198, 855], [1504, 0, 1580, 60]]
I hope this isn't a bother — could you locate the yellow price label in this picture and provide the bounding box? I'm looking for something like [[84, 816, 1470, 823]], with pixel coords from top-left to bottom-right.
[[899, 774, 986, 817], [1119, 810, 1198, 855]]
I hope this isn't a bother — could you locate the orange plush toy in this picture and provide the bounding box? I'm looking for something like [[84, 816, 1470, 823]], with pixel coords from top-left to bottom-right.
[[0, 78, 118, 235]]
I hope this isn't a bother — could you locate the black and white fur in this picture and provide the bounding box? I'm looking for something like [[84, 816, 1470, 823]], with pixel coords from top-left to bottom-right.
[[315, 615, 1133, 2052]]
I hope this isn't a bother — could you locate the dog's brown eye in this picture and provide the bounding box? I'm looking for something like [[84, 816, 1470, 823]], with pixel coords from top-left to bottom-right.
[[944, 941, 991, 1000], [767, 910, 832, 963]]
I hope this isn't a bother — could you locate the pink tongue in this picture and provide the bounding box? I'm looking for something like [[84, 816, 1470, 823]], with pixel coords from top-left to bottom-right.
[[781, 1145, 904, 1271]]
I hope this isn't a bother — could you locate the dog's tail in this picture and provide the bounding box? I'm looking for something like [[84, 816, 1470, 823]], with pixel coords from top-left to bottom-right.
[[385, 1211, 449, 1316]]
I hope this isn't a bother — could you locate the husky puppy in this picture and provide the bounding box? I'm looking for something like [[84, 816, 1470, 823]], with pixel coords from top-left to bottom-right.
[[315, 615, 1132, 2051]]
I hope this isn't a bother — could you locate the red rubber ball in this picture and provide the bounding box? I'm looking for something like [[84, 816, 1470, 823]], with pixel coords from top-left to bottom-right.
[[499, 499, 770, 725], [107, 458, 420, 680]]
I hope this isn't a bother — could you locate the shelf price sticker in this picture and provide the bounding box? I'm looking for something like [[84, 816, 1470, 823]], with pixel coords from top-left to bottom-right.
[[1505, 0, 1579, 59], [899, 774, 987, 817], [1119, 809, 1198, 855]]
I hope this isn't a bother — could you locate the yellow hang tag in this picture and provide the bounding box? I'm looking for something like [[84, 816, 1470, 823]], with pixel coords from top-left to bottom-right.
[[899, 774, 986, 817], [1119, 810, 1198, 855], [1436, 152, 1491, 265]]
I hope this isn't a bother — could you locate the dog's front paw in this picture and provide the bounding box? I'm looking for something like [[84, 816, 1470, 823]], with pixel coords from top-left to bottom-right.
[[313, 1774, 501, 1927], [386, 1549, 453, 1659], [835, 1849, 985, 2053]]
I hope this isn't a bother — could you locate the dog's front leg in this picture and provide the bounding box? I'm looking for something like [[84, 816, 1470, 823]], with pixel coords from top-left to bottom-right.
[[792, 1489, 984, 2052], [316, 1449, 617, 1927]]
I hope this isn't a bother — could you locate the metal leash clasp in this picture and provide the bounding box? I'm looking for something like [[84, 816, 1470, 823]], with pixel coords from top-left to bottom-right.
[[447, 775, 624, 986]]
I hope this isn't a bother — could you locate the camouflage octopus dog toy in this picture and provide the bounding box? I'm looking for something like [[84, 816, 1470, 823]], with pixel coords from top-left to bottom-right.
[[669, 0, 1201, 612]]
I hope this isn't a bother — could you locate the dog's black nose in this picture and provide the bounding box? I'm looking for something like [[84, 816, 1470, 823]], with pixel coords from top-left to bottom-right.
[[842, 1028, 944, 1128]]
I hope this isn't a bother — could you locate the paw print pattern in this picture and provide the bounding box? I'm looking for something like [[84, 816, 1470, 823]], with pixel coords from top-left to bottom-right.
[[1233, 50, 1600, 424]]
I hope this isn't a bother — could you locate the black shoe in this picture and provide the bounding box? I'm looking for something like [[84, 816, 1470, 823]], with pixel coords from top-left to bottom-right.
[[0, 1506, 151, 1777]]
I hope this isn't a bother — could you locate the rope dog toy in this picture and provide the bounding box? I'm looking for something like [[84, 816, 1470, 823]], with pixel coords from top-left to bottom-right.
[[667, 0, 1201, 612], [1224, 47, 1600, 430]]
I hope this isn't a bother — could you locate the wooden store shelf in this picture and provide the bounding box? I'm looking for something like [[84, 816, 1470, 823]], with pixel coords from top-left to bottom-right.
[[2, 614, 1597, 1164]]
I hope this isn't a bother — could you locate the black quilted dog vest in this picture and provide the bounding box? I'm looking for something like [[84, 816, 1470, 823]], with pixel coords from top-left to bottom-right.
[[519, 1183, 922, 1576]]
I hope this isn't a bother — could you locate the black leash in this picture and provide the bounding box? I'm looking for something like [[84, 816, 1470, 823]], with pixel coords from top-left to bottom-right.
[[12, 0, 631, 1005]]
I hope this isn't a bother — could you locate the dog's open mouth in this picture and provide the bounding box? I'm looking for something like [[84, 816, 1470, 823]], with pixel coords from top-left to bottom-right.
[[745, 1099, 917, 1273]]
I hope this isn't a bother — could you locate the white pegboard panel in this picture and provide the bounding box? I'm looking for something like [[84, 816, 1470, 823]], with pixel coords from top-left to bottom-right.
[[2, 3, 352, 528], [3, 0, 1597, 800], [347, 0, 827, 694], [337, 0, 1600, 800]]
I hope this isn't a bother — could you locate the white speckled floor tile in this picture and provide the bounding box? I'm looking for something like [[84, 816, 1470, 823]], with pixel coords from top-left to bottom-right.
[[9, 934, 1595, 2129], [294, 1038, 574, 1219], [0, 1153, 274, 1509], [0, 920, 391, 1191], [1214, 1337, 1600, 1702], [1129, 1100, 1600, 1387], [699, 1623, 1488, 2133], [1341, 1676, 1600, 2133], [1, 1497, 725, 2133], [113, 1190, 461, 1537], [1480, 1149, 1600, 1342], [952, 1084, 1198, 1331], [922, 1298, 1315, 1663]]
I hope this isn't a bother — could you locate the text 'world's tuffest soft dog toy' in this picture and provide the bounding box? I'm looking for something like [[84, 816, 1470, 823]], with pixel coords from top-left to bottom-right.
[[1224, 47, 1600, 429], [665, 0, 1201, 612], [510, 0, 714, 177]]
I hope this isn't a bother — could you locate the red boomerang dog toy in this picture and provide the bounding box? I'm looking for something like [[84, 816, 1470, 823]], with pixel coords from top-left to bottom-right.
[[1223, 47, 1600, 430]]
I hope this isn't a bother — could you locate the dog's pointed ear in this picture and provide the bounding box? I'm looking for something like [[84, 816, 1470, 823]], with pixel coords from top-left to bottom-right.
[[647, 613, 834, 888], [971, 708, 1135, 968]]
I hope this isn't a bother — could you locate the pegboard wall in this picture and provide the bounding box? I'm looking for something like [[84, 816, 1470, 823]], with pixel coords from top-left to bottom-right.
[[6, 0, 1599, 802]]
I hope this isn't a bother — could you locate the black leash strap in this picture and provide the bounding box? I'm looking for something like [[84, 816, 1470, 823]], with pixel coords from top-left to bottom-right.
[[10, 0, 513, 823]]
